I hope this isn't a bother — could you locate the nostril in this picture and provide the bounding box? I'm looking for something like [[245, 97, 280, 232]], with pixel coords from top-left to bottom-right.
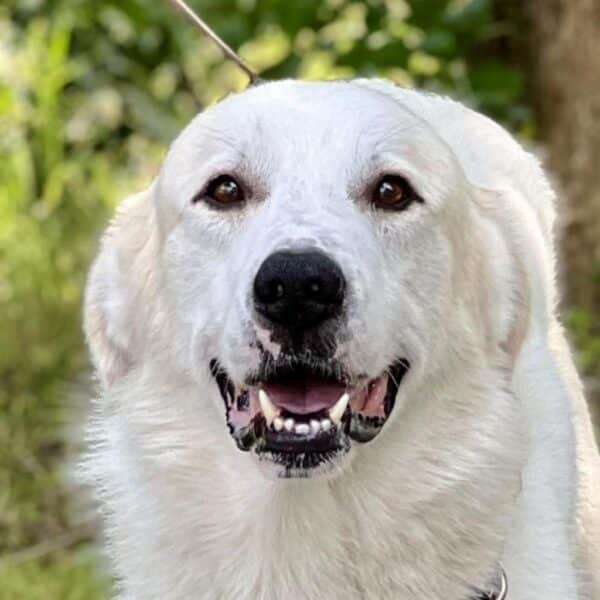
[[254, 277, 285, 304], [306, 279, 321, 299], [273, 282, 285, 300], [266, 280, 285, 302]]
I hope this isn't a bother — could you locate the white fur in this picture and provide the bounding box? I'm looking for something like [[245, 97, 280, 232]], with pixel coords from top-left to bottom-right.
[[82, 80, 600, 599]]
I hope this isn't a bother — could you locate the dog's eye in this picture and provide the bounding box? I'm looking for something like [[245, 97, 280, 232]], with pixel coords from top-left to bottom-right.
[[195, 175, 245, 208], [372, 175, 421, 211]]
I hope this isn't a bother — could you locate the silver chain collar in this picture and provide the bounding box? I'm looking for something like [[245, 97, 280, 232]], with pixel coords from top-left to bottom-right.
[[475, 567, 507, 600]]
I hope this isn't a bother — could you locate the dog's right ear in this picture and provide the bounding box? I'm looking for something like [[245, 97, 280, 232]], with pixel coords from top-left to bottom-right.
[[84, 183, 160, 388]]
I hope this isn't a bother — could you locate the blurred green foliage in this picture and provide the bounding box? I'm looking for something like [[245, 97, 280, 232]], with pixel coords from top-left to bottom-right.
[[567, 308, 600, 378], [0, 0, 595, 597], [0, 545, 108, 600]]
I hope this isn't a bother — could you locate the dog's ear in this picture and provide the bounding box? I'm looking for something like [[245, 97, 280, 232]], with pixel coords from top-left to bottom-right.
[[84, 183, 161, 388]]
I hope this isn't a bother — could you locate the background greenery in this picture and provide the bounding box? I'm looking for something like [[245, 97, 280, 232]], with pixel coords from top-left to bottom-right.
[[0, 0, 597, 597]]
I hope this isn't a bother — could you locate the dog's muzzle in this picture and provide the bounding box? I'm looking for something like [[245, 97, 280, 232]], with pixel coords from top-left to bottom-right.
[[210, 249, 410, 476]]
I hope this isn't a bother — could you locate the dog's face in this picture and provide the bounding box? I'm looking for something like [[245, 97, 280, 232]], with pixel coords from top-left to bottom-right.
[[88, 80, 524, 478], [152, 80, 487, 477]]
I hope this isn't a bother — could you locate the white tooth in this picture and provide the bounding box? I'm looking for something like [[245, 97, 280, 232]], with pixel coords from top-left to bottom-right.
[[328, 392, 349, 425], [259, 389, 278, 427], [284, 418, 295, 432], [295, 423, 310, 435], [310, 419, 321, 435], [273, 417, 284, 432], [321, 418, 332, 431]]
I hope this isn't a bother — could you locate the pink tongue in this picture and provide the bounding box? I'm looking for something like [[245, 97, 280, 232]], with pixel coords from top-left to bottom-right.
[[264, 381, 346, 415]]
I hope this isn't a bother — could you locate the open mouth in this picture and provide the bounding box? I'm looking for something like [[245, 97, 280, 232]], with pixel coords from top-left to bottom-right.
[[210, 356, 410, 476]]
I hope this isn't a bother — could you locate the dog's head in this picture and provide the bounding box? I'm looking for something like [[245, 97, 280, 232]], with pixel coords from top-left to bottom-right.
[[85, 79, 555, 478]]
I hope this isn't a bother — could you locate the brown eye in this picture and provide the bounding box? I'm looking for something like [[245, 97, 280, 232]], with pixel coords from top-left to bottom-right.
[[196, 175, 245, 208], [372, 175, 421, 210]]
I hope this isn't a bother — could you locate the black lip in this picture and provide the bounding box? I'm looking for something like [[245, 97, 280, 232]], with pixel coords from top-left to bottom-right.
[[261, 424, 346, 454], [246, 354, 351, 388], [383, 358, 410, 417], [260, 448, 349, 476], [210, 359, 234, 404]]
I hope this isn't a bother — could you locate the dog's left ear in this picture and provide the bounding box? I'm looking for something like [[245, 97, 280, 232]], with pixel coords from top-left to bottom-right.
[[84, 183, 161, 388]]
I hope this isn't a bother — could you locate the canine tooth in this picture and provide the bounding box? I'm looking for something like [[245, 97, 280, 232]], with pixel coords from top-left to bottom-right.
[[321, 418, 332, 431], [310, 420, 321, 435], [284, 418, 295, 432], [328, 392, 349, 425], [273, 417, 284, 432], [295, 423, 310, 435], [259, 389, 278, 426]]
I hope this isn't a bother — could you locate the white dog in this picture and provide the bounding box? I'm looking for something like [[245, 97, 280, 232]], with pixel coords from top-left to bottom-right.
[[83, 79, 600, 599]]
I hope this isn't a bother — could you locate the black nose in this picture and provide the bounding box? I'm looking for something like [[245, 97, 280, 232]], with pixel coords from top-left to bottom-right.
[[253, 250, 346, 332]]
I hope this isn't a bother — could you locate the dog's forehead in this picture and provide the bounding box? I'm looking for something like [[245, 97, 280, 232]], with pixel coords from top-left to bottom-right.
[[188, 80, 425, 157], [218, 80, 388, 122]]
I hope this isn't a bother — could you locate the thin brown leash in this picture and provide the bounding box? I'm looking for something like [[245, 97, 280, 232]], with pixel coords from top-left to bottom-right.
[[164, 0, 258, 84]]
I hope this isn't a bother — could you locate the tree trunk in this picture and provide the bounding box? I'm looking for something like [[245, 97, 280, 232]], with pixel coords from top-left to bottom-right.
[[525, 0, 600, 313]]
